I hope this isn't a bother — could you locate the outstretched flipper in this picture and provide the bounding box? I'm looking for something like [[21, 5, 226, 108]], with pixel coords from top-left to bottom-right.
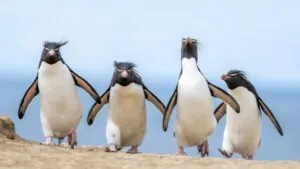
[[207, 81, 240, 113], [69, 67, 101, 104], [18, 76, 39, 119], [143, 84, 166, 115], [257, 96, 283, 136], [163, 85, 178, 131], [214, 102, 226, 123], [87, 87, 110, 125]]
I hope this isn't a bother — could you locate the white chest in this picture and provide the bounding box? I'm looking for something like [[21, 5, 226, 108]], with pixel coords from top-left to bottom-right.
[[108, 83, 146, 123], [38, 62, 77, 100], [37, 62, 82, 137], [37, 62, 81, 115], [223, 87, 262, 155], [175, 58, 216, 139], [178, 58, 211, 99], [226, 87, 261, 131]]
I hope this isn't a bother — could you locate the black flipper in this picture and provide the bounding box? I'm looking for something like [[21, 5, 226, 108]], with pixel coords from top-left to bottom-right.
[[87, 87, 110, 125], [214, 102, 226, 123], [143, 84, 166, 115], [207, 81, 240, 113], [18, 76, 39, 119], [68, 67, 101, 104], [163, 85, 178, 132], [257, 96, 283, 136]]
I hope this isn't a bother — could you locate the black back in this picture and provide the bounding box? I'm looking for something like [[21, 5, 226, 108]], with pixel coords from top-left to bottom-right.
[[38, 41, 68, 68], [110, 61, 142, 87]]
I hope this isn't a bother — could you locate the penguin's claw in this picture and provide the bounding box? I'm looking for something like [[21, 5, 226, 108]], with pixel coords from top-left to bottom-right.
[[218, 148, 233, 158], [41, 143, 55, 146], [41, 137, 55, 145], [242, 155, 253, 160], [41, 142, 55, 146], [197, 140, 209, 157], [59, 142, 69, 146], [126, 146, 140, 154], [176, 147, 187, 156], [105, 144, 122, 152], [176, 151, 187, 156], [70, 141, 77, 149]]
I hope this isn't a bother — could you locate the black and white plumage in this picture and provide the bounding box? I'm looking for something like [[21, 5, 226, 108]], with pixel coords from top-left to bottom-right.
[[215, 69, 283, 160], [162, 37, 241, 157], [18, 41, 101, 148], [87, 61, 166, 154]]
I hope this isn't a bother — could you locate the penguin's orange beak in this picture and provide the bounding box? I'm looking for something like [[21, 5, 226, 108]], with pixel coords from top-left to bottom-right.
[[120, 70, 128, 79], [48, 50, 55, 56], [183, 37, 193, 45], [221, 74, 231, 81]]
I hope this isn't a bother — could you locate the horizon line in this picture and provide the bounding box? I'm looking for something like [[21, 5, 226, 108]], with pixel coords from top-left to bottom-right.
[[1, 72, 299, 91]]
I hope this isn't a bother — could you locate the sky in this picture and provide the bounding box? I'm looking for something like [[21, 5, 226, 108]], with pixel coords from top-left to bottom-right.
[[0, 0, 299, 87]]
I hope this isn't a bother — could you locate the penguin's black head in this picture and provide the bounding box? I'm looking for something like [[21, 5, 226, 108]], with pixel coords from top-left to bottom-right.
[[181, 37, 199, 61], [221, 69, 251, 90], [41, 41, 68, 64], [112, 61, 141, 86]]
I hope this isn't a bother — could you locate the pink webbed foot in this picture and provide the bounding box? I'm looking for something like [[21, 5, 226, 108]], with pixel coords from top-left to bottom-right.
[[41, 137, 55, 145], [126, 146, 141, 154], [218, 148, 233, 158], [68, 130, 77, 149], [176, 147, 187, 156], [105, 144, 122, 153], [242, 155, 254, 160]]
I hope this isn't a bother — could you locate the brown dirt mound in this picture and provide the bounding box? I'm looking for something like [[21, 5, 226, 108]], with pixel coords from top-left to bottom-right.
[[0, 116, 22, 140]]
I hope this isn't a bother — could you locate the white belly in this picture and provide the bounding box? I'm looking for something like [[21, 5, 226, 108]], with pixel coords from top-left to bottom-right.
[[106, 83, 146, 147], [222, 87, 261, 156], [38, 62, 82, 137], [175, 58, 217, 147]]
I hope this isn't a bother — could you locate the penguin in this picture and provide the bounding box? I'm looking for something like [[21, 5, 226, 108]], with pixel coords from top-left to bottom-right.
[[162, 37, 241, 157], [87, 61, 166, 154], [18, 41, 101, 149], [214, 69, 283, 160]]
